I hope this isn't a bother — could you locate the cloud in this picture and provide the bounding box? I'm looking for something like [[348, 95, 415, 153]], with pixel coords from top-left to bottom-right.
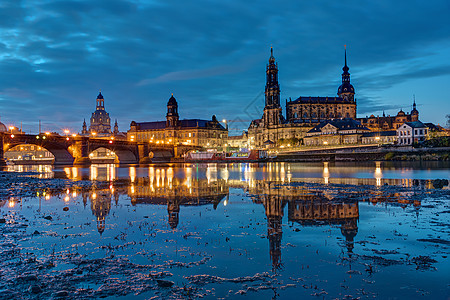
[[0, 0, 449, 133]]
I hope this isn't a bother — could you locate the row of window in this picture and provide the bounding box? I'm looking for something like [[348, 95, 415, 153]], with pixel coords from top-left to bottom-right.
[[398, 129, 426, 136]]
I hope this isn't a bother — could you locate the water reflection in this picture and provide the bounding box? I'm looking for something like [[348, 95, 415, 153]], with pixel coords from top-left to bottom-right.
[[34, 163, 440, 270], [2, 162, 448, 299]]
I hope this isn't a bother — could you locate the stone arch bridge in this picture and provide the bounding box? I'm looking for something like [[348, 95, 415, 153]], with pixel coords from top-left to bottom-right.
[[0, 133, 199, 166]]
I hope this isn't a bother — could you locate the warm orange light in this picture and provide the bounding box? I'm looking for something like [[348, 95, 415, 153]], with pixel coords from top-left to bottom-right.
[[66, 137, 70, 141], [10, 134, 14, 138], [72, 134, 77, 137], [45, 132, 50, 135], [109, 140, 113, 144], [8, 199, 15, 208], [64, 130, 70, 135]]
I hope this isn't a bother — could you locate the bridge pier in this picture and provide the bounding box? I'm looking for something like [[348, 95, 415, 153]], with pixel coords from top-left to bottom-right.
[[138, 143, 151, 164], [73, 137, 92, 166], [0, 134, 6, 166]]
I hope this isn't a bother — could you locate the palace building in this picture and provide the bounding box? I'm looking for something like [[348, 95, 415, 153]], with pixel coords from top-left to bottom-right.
[[127, 94, 228, 147], [248, 48, 357, 147], [356, 102, 419, 131]]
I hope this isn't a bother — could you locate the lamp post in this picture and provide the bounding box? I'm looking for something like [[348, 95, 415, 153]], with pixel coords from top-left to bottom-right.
[[222, 119, 228, 130]]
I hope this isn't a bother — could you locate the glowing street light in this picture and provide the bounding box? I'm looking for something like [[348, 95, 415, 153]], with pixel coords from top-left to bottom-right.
[[64, 129, 70, 135], [222, 119, 228, 130]]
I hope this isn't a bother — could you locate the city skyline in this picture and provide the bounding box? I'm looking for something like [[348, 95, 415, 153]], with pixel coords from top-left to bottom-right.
[[0, 1, 449, 135]]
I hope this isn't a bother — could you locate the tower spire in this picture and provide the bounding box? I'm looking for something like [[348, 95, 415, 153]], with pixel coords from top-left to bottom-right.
[[337, 45, 355, 101], [269, 46, 275, 64], [342, 45, 349, 73], [344, 45, 347, 67], [264, 47, 282, 127]]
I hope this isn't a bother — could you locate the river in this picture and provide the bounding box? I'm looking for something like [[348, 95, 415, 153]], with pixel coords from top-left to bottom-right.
[[1, 161, 449, 299]]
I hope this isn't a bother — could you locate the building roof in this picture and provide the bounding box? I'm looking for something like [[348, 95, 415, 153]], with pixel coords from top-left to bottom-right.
[[167, 94, 177, 106], [424, 123, 444, 132], [289, 96, 352, 105], [402, 121, 427, 129], [133, 119, 226, 131], [307, 118, 369, 133]]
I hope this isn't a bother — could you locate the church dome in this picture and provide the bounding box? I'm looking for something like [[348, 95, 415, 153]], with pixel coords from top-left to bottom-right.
[[397, 109, 405, 116], [0, 121, 6, 132], [338, 82, 355, 95], [167, 94, 177, 106]]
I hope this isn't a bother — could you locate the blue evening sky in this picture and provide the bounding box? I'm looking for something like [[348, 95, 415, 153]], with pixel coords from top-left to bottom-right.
[[0, 0, 449, 135]]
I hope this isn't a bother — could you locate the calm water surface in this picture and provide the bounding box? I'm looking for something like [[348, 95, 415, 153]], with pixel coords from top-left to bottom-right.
[[1, 162, 449, 299]]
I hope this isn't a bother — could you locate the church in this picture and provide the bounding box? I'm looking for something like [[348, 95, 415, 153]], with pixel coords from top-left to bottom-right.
[[247, 48, 419, 148], [81, 92, 121, 137], [248, 48, 357, 147]]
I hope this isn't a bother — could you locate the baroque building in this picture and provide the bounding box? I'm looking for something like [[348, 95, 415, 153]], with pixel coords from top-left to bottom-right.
[[248, 48, 357, 148], [356, 100, 419, 131], [81, 92, 113, 136], [127, 94, 228, 147]]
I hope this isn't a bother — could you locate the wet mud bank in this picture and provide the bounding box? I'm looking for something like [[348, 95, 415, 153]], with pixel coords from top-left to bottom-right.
[[1, 167, 449, 299]]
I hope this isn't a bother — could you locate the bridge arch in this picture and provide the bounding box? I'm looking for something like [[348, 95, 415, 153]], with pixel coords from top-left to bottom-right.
[[89, 144, 138, 164], [4, 141, 74, 165]]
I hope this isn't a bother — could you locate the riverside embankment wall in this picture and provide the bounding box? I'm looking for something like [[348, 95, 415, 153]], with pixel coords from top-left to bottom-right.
[[274, 146, 450, 162]]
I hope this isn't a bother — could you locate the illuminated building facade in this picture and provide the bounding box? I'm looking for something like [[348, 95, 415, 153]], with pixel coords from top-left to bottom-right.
[[248, 48, 357, 147], [4, 144, 53, 161], [397, 121, 428, 145], [303, 119, 370, 146], [127, 94, 228, 147], [357, 100, 419, 131]]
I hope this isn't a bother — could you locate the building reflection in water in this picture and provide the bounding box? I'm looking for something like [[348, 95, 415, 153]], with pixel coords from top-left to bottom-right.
[[33, 163, 433, 268], [250, 180, 359, 270], [323, 162, 329, 185], [130, 171, 228, 230]]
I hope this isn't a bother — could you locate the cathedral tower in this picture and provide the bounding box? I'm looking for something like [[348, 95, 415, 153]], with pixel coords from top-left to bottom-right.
[[263, 48, 283, 127], [337, 47, 355, 102], [166, 94, 179, 128]]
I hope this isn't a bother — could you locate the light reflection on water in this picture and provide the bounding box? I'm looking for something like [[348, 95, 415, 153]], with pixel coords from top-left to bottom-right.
[[9, 161, 446, 187], [1, 162, 449, 299]]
